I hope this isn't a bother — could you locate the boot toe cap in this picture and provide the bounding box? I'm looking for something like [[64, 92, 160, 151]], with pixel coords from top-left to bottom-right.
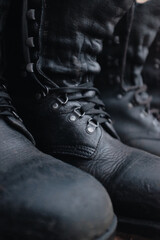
[[0, 157, 116, 240]]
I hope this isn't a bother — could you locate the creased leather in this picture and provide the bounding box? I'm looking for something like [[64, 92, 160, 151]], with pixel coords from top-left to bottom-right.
[[37, 0, 134, 80]]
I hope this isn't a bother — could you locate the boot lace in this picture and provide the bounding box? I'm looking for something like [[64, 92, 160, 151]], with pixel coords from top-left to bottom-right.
[[37, 74, 111, 126]]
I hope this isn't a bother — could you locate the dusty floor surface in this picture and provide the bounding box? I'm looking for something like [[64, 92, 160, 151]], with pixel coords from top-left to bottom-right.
[[115, 234, 150, 240]]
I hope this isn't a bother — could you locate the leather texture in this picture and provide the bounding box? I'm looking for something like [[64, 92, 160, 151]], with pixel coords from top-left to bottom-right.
[[6, 0, 160, 238], [143, 30, 160, 111], [0, 1, 116, 239], [37, 0, 134, 80], [96, 1, 160, 157], [0, 117, 115, 240]]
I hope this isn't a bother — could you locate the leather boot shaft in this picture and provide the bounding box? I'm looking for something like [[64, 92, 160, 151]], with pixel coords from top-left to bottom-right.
[[33, 0, 135, 85]]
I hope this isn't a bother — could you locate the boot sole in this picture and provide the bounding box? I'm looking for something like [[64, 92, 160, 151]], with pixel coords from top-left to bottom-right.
[[118, 217, 160, 240], [97, 215, 117, 240], [0, 215, 117, 240]]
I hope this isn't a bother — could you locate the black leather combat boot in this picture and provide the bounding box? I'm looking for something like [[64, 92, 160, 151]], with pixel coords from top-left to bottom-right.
[[96, 1, 160, 156], [0, 1, 117, 239], [6, 0, 160, 239], [143, 30, 160, 111]]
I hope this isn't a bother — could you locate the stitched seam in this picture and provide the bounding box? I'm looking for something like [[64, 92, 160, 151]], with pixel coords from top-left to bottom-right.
[[51, 145, 95, 158], [90, 127, 103, 159], [52, 150, 92, 158], [51, 145, 95, 151]]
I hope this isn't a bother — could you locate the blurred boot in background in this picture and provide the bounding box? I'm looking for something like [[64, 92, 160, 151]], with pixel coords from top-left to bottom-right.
[[96, 0, 160, 156]]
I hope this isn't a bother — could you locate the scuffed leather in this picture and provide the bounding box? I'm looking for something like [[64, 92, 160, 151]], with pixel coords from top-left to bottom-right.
[[96, 1, 160, 156], [0, 118, 116, 240], [16, 93, 160, 226]]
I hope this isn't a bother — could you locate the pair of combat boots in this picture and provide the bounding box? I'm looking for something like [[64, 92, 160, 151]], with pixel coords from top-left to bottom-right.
[[0, 0, 160, 239]]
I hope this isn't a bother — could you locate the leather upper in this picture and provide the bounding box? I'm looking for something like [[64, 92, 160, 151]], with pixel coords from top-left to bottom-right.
[[14, 92, 160, 225], [37, 0, 134, 80], [0, 117, 113, 240]]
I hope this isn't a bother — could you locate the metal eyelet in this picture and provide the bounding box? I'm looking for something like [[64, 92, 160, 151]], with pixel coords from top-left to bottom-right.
[[52, 103, 59, 109], [27, 9, 36, 20], [68, 107, 85, 123], [117, 94, 123, 99], [73, 107, 85, 118], [114, 35, 120, 44], [152, 119, 159, 127], [26, 63, 34, 73], [26, 37, 35, 48], [140, 110, 148, 119], [128, 102, 133, 109], [154, 63, 160, 70], [57, 94, 68, 105], [69, 115, 77, 122], [86, 118, 99, 134]]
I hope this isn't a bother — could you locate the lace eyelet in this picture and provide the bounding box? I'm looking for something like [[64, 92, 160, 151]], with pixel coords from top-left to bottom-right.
[[27, 9, 36, 20], [26, 37, 35, 48], [73, 107, 85, 118], [117, 94, 123, 99], [114, 36, 120, 45], [128, 102, 133, 109], [26, 63, 34, 73], [154, 63, 160, 70], [52, 103, 59, 109], [57, 94, 68, 105], [152, 119, 159, 127], [69, 114, 77, 122], [86, 118, 99, 134], [140, 110, 148, 119]]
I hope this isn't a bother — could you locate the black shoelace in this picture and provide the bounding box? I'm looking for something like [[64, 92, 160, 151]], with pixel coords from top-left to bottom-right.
[[43, 81, 111, 125]]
